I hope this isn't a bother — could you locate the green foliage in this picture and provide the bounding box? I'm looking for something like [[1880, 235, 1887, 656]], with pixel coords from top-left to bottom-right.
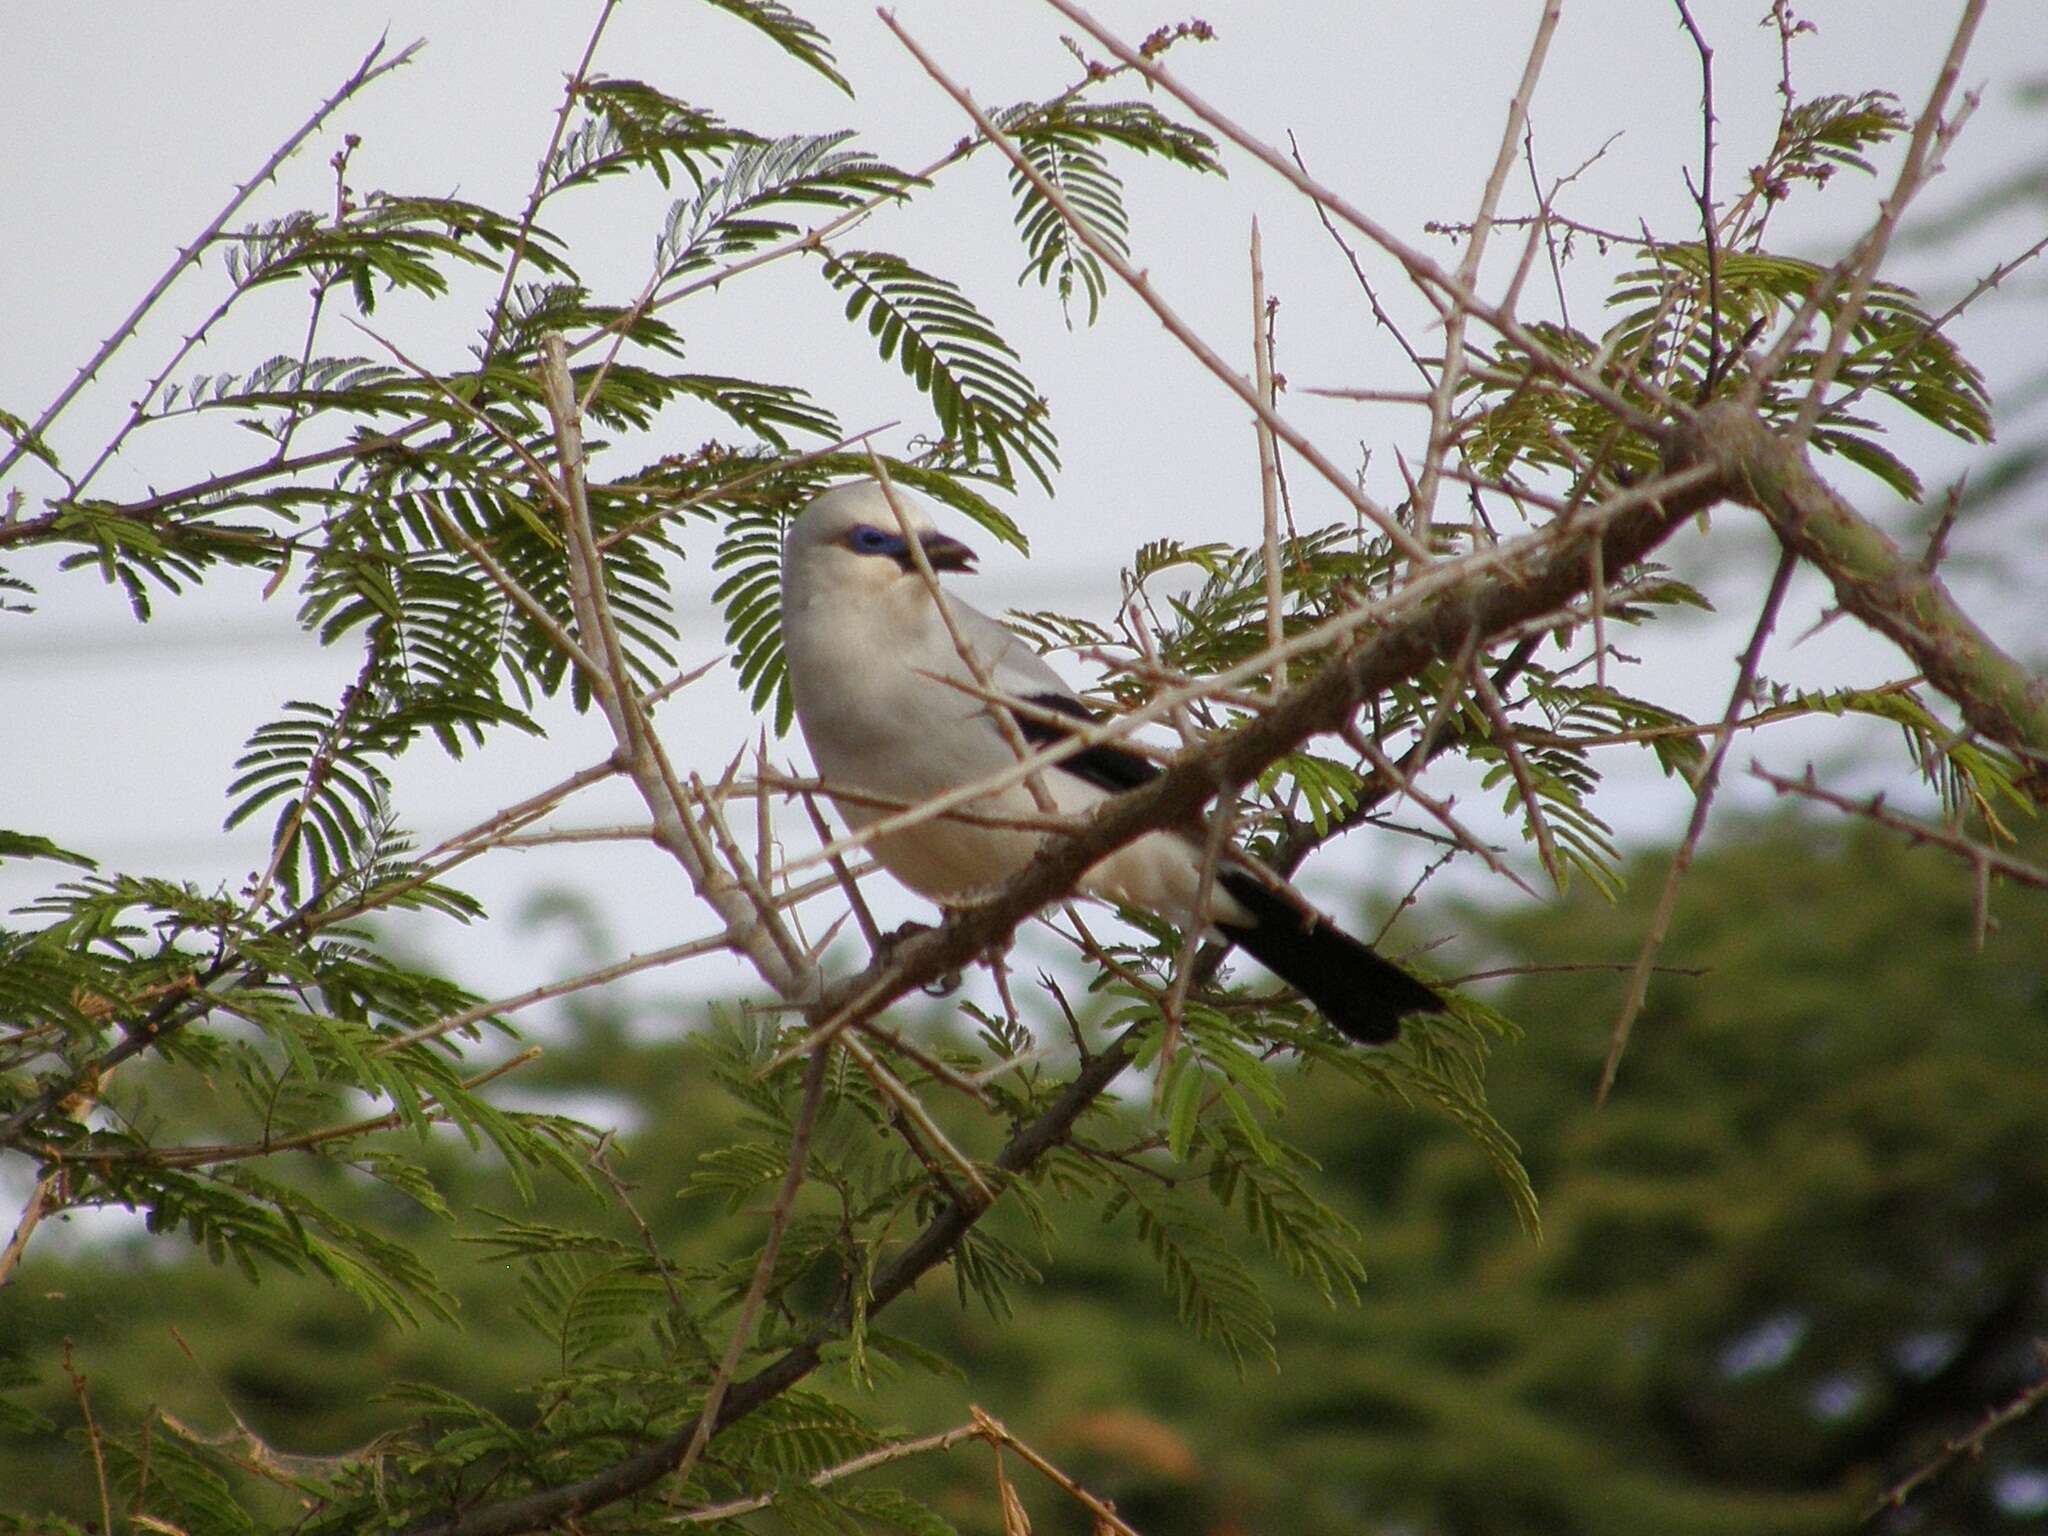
[[998, 99, 1224, 323], [656, 130, 911, 282], [1466, 91, 1992, 502], [1762, 90, 1909, 196], [10, 820, 2042, 1534], [542, 77, 752, 195], [701, 0, 851, 96], [820, 250, 1059, 492]]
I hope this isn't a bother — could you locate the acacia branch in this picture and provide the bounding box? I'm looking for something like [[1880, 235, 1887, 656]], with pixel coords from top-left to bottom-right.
[[1753, 764, 2048, 895], [1863, 1342, 2048, 1521], [1674, 401, 2048, 788]]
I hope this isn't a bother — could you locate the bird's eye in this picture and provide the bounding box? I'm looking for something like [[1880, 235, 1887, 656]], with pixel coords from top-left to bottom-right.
[[847, 525, 893, 553]]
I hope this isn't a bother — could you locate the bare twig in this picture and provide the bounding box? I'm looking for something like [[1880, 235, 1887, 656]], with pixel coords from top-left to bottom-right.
[[377, 931, 748, 1054], [0, 35, 423, 484], [1670, 1, 1725, 396], [669, 1422, 981, 1525], [1752, 763, 2048, 897], [1291, 134, 1433, 386], [1251, 219, 1286, 698], [1412, 0, 1562, 546], [1469, 661, 1563, 888], [1599, 546, 1799, 1101], [970, 1406, 1145, 1536], [840, 1031, 994, 1202], [62, 1342, 114, 1536], [1862, 1343, 2048, 1521], [883, 10, 1432, 564], [482, 1, 620, 366], [51, 1049, 544, 1169], [1831, 228, 2048, 425]]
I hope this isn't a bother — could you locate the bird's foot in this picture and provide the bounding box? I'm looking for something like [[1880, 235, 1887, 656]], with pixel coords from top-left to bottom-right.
[[872, 919, 961, 996]]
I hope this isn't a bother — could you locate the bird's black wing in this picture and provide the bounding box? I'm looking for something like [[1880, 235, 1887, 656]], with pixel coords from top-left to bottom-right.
[[1010, 692, 1162, 795], [1013, 694, 1439, 1044]]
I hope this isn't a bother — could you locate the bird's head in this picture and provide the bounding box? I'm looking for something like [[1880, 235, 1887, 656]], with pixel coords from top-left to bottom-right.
[[782, 482, 978, 608]]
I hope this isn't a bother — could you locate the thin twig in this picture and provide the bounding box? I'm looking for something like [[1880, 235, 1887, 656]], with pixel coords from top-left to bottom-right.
[[1453, 959, 1710, 985], [1251, 218, 1286, 698], [840, 1031, 993, 1202], [970, 1407, 1144, 1536], [62, 1342, 114, 1536], [666, 1045, 833, 1498], [1292, 134, 1433, 386], [1598, 547, 1798, 1101], [482, 1, 620, 367], [882, 10, 1431, 564], [541, 334, 813, 996], [0, 36, 423, 484], [53, 1049, 543, 1169], [801, 788, 886, 956], [669, 1423, 981, 1525], [1341, 723, 1536, 897], [1862, 1343, 2048, 1521], [1470, 661, 1562, 888], [1671, 1, 1724, 396], [1752, 763, 2048, 897], [1830, 228, 2048, 425], [1412, 0, 1562, 547], [313, 756, 627, 930]]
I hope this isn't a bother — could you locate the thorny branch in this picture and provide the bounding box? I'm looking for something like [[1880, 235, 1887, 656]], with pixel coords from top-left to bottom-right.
[[0, 34, 424, 486], [1599, 546, 1799, 1101], [1862, 1343, 2048, 1521]]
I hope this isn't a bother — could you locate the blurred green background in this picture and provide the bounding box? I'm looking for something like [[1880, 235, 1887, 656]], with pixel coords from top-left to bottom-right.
[[5, 812, 2045, 1534]]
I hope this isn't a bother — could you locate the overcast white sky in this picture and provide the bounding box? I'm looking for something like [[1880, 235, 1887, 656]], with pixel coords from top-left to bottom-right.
[[3, 1, 2042, 1029]]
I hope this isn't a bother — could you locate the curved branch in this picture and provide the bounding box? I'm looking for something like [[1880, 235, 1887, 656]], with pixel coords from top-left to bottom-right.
[[1667, 402, 2048, 793]]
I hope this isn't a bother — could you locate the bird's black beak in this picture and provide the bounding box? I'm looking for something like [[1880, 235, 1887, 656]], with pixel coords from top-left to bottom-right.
[[919, 531, 978, 573]]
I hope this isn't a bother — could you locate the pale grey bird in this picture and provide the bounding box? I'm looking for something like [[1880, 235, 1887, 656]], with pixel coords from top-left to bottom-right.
[[779, 480, 1442, 1044]]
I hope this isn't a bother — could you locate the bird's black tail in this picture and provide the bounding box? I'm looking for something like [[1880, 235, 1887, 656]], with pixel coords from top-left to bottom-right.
[[1214, 871, 1443, 1045]]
